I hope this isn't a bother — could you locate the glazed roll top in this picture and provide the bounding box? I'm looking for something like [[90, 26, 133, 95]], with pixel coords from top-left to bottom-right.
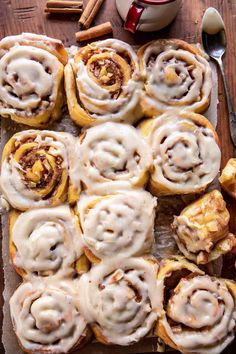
[[10, 205, 83, 278], [65, 39, 143, 126], [138, 39, 212, 116], [78, 257, 161, 346], [10, 281, 90, 354], [0, 33, 68, 64], [0, 33, 67, 127], [156, 258, 236, 354], [0, 130, 80, 210], [77, 191, 156, 262], [140, 111, 221, 196], [79, 122, 152, 194]]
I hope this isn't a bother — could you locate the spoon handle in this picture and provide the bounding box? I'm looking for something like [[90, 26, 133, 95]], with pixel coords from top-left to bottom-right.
[[217, 57, 236, 147]]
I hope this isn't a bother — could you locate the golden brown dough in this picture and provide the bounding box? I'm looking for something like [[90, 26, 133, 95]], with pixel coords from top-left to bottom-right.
[[172, 190, 236, 264], [156, 257, 236, 354], [219, 158, 236, 198], [138, 39, 212, 116]]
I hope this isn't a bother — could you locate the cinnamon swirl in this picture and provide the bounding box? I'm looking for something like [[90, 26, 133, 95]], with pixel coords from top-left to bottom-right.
[[9, 205, 84, 279], [138, 39, 212, 116], [0, 33, 67, 127], [79, 122, 152, 194], [0, 130, 80, 210], [10, 281, 91, 354], [156, 257, 236, 354], [139, 111, 221, 196], [77, 191, 156, 262], [65, 39, 142, 126], [78, 257, 161, 345]]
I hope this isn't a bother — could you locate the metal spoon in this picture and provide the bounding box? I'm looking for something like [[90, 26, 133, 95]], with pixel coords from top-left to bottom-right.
[[202, 7, 236, 147]]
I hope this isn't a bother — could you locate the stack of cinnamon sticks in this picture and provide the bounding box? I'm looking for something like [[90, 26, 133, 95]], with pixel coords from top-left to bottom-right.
[[79, 0, 104, 28], [44, 0, 113, 42], [77, 0, 112, 41]]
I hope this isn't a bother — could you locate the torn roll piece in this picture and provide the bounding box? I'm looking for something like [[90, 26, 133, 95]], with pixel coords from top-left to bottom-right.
[[172, 190, 236, 264]]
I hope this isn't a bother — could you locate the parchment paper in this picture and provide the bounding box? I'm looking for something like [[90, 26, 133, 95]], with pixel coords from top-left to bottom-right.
[[1, 63, 218, 354]]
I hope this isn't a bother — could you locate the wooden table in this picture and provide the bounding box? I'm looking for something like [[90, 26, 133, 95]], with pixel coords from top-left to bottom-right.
[[0, 0, 236, 353]]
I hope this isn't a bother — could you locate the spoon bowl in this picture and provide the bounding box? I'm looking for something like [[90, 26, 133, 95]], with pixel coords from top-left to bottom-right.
[[202, 29, 226, 59]]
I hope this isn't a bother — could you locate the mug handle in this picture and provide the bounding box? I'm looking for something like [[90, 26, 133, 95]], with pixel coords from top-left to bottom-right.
[[124, 2, 145, 33]]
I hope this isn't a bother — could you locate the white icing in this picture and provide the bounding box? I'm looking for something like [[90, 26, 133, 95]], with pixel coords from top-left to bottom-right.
[[73, 39, 143, 124], [0, 130, 81, 209], [10, 281, 88, 353], [174, 215, 214, 253], [161, 275, 236, 354], [78, 257, 162, 345], [79, 122, 152, 194], [0, 45, 63, 116], [202, 8, 225, 35], [0, 32, 65, 58], [12, 205, 83, 279], [78, 191, 156, 259], [0, 194, 10, 212], [141, 40, 212, 113], [145, 113, 221, 194]]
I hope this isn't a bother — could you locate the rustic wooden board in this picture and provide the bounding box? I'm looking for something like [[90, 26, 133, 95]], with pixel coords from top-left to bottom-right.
[[1, 0, 236, 353]]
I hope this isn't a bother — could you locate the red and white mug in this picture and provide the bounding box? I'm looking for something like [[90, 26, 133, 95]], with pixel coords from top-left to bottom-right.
[[116, 0, 182, 33]]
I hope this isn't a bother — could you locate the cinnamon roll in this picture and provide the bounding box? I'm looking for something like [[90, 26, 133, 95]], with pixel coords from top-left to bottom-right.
[[0, 33, 67, 127], [77, 191, 156, 262], [172, 190, 236, 264], [0, 130, 80, 210], [138, 39, 212, 116], [139, 111, 221, 196], [65, 39, 142, 126], [79, 122, 152, 194], [10, 281, 91, 354], [219, 158, 236, 198], [78, 257, 161, 346], [156, 257, 236, 354], [9, 205, 84, 279]]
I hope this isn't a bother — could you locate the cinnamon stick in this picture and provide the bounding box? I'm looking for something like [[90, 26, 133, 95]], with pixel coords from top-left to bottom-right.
[[75, 21, 113, 42], [45, 7, 83, 14], [46, 1, 83, 8], [45, 0, 83, 14], [79, 0, 105, 29]]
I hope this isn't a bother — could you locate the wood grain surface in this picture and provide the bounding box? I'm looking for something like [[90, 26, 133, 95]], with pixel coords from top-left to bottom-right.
[[1, 0, 236, 353]]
